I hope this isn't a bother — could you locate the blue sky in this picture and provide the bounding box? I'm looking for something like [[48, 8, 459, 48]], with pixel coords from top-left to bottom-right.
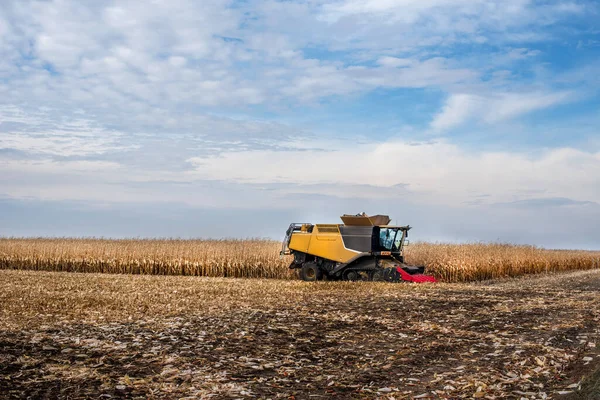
[[0, 0, 599, 248]]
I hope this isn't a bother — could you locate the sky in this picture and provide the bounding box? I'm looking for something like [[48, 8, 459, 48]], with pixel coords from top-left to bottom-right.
[[0, 0, 599, 248]]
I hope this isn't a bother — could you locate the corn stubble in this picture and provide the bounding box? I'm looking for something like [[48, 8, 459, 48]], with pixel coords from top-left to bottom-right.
[[0, 238, 598, 282]]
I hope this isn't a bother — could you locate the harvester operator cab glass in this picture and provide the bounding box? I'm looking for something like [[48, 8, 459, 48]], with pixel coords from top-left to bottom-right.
[[379, 228, 402, 252]]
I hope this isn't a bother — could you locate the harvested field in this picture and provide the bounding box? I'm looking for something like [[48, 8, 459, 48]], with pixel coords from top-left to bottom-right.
[[1, 269, 599, 399], [1, 238, 599, 282]]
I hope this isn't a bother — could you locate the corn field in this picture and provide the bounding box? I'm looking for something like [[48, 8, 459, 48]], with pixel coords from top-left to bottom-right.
[[0, 238, 598, 282], [406, 242, 600, 282]]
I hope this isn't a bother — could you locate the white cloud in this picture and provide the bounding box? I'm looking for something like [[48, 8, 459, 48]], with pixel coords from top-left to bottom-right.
[[0, 1, 598, 218], [2, 134, 599, 213], [319, 0, 587, 29], [430, 94, 480, 131], [377, 56, 414, 68], [507, 48, 542, 59], [482, 91, 573, 123], [320, 0, 482, 23], [0, 106, 133, 157], [0, 0, 592, 118], [431, 91, 573, 130], [187, 138, 600, 207], [1, 159, 121, 174]]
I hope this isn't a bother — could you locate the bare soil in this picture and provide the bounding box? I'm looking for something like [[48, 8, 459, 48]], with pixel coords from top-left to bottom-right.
[[1, 269, 599, 399]]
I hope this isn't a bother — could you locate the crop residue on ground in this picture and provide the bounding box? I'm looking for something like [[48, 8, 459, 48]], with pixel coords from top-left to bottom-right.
[[1, 269, 599, 399]]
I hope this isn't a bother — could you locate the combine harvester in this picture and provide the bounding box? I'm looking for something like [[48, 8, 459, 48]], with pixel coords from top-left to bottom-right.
[[281, 213, 437, 283]]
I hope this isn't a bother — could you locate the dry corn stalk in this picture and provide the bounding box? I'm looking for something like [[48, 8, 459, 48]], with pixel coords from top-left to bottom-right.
[[0, 238, 598, 282]]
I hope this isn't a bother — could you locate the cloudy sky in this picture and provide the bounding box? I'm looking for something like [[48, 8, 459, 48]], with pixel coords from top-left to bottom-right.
[[1, 0, 599, 248]]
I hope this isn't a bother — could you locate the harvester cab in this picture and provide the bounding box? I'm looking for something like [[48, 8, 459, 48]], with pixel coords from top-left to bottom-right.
[[281, 213, 437, 283]]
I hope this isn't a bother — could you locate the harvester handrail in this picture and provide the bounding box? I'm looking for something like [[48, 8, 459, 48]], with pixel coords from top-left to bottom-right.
[[280, 223, 312, 256]]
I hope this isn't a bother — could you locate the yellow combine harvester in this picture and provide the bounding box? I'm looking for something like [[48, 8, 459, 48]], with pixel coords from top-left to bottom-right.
[[280, 213, 436, 283]]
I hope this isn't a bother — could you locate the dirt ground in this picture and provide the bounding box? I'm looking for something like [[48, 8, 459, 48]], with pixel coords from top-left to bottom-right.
[[1, 269, 599, 399]]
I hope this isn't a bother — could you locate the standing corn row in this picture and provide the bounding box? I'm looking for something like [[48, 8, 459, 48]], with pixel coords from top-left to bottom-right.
[[0, 238, 598, 282]]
